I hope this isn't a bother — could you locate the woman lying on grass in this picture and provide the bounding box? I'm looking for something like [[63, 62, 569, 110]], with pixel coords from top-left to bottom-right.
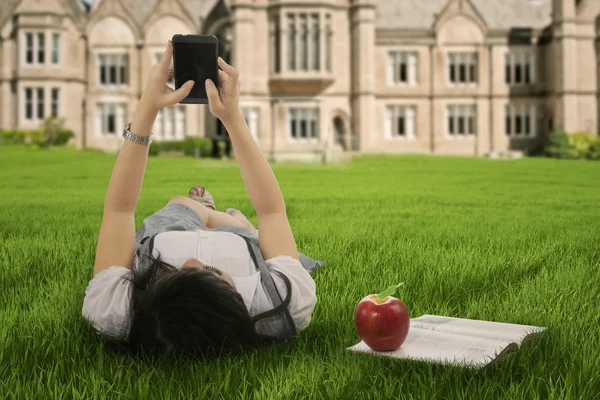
[[82, 40, 324, 360]]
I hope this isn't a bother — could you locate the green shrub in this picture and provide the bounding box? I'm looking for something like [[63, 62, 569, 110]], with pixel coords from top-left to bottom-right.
[[9, 131, 26, 145], [29, 130, 47, 147], [148, 142, 160, 156], [545, 130, 600, 160], [184, 137, 213, 158], [0, 117, 73, 147], [569, 132, 595, 159], [588, 136, 600, 160], [55, 130, 74, 146], [159, 140, 186, 153], [544, 130, 578, 159], [217, 140, 228, 159], [1, 130, 14, 144]]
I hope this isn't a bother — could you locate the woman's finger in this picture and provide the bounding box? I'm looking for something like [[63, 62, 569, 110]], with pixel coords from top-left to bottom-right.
[[218, 69, 228, 84], [164, 79, 194, 106], [205, 79, 222, 107], [217, 57, 239, 82], [159, 40, 173, 76]]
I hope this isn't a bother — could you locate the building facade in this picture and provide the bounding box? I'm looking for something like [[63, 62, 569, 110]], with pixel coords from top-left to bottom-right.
[[0, 0, 598, 160]]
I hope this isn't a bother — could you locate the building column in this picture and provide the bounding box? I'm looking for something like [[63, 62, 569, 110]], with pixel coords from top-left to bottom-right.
[[553, 0, 578, 133], [350, 0, 376, 152], [230, 0, 253, 95]]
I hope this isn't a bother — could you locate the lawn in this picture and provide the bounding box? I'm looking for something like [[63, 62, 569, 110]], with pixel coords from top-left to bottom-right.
[[0, 145, 599, 399]]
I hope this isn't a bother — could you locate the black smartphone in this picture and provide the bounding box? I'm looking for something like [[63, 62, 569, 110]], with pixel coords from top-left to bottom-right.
[[171, 34, 219, 104]]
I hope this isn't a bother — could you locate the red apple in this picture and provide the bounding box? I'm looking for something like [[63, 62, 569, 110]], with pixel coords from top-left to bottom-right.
[[354, 293, 410, 351]]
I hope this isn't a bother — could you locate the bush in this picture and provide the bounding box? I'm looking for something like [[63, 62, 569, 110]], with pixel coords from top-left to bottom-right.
[[0, 117, 73, 147], [569, 132, 595, 159], [544, 129, 578, 159], [544, 130, 600, 160], [148, 142, 160, 156], [589, 137, 600, 160], [39, 116, 73, 147], [183, 137, 213, 158], [159, 140, 186, 153], [1, 130, 26, 145], [217, 140, 228, 159]]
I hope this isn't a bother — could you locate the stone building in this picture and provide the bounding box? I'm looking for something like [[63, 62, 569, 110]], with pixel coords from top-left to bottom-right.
[[0, 0, 598, 160]]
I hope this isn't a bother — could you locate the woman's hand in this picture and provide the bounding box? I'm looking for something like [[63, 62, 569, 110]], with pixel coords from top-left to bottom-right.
[[205, 57, 242, 124], [139, 40, 195, 111]]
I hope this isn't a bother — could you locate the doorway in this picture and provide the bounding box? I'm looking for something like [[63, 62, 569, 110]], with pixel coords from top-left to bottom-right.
[[212, 23, 233, 156]]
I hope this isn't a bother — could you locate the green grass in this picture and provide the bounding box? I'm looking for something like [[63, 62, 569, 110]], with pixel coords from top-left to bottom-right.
[[1, 145, 599, 399]]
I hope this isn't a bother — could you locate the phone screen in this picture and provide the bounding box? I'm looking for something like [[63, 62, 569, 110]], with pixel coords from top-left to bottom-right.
[[173, 41, 217, 100]]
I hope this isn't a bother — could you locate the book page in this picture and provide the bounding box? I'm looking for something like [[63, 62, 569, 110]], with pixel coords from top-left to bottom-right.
[[346, 327, 513, 367], [410, 315, 546, 345]]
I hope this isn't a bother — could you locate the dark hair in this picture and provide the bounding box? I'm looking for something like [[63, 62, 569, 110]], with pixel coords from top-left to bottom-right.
[[100, 250, 297, 361]]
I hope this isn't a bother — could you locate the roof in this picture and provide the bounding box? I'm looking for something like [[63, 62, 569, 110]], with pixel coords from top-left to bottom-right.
[[0, 0, 88, 31], [117, 0, 219, 28], [375, 0, 553, 30], [0, 0, 22, 29]]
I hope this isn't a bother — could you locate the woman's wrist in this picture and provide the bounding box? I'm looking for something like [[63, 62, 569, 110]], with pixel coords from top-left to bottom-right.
[[130, 99, 159, 138], [221, 111, 245, 131]]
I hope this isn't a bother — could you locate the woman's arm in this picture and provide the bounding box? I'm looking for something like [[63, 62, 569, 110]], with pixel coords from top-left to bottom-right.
[[102, 103, 157, 213], [222, 113, 285, 216], [205, 58, 298, 260], [102, 40, 194, 214], [94, 41, 194, 277]]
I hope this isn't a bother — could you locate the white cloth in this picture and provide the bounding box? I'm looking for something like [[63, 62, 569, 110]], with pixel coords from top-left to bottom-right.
[[82, 230, 317, 339]]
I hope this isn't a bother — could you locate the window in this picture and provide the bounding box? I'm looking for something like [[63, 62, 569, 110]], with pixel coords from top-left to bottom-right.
[[23, 87, 47, 122], [289, 108, 319, 140], [312, 15, 320, 70], [51, 88, 59, 117], [505, 104, 536, 137], [505, 52, 535, 85], [24, 88, 33, 120], [25, 33, 34, 64], [96, 103, 127, 135], [24, 32, 48, 65], [287, 15, 296, 70], [155, 53, 174, 87], [447, 105, 476, 137], [385, 106, 416, 139], [51, 33, 60, 65], [36, 88, 44, 120], [325, 15, 331, 72], [242, 107, 260, 141], [388, 52, 418, 86], [152, 106, 186, 140], [37, 33, 45, 64], [272, 18, 281, 73], [448, 53, 477, 85], [98, 54, 129, 86], [273, 12, 331, 73]]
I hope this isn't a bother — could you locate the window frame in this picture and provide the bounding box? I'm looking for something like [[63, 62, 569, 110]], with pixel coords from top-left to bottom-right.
[[446, 105, 477, 139], [505, 103, 537, 138], [241, 106, 261, 142], [388, 51, 418, 87], [98, 53, 130, 87], [96, 103, 127, 136], [505, 49, 536, 86], [447, 52, 478, 87], [287, 106, 320, 143], [272, 9, 332, 74], [384, 105, 417, 140]]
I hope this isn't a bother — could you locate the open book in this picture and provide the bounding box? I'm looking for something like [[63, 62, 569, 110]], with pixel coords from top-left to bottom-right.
[[346, 314, 546, 368]]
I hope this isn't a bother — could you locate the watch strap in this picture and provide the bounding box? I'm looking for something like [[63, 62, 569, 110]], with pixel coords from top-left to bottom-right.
[[122, 122, 153, 146]]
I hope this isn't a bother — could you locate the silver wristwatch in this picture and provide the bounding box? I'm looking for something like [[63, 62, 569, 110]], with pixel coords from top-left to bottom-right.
[[122, 122, 154, 146]]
